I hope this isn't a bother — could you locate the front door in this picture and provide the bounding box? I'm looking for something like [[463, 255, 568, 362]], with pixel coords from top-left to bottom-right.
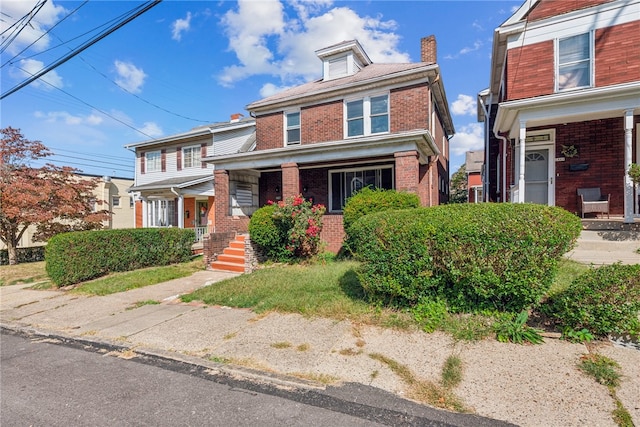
[[196, 201, 208, 227], [524, 148, 551, 205]]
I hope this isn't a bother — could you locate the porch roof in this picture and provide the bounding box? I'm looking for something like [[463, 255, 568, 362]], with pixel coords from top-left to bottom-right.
[[494, 81, 640, 139], [201, 129, 439, 171], [128, 174, 213, 192]]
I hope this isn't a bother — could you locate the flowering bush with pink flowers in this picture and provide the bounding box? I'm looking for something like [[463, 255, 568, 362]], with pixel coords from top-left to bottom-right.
[[249, 194, 326, 261]]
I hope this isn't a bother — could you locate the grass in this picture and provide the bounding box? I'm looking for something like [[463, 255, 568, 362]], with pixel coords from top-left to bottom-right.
[[548, 258, 589, 297], [0, 261, 50, 287], [578, 353, 621, 388]]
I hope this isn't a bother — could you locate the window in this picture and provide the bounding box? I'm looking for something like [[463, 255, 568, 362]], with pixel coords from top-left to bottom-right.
[[557, 33, 592, 91], [329, 166, 393, 212], [145, 151, 161, 172], [345, 94, 389, 137], [147, 199, 176, 227], [285, 112, 300, 145], [230, 181, 258, 216], [112, 196, 120, 208], [129, 196, 134, 208], [183, 145, 201, 169]]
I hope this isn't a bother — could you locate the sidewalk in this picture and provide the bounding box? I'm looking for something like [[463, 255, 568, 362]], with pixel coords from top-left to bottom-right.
[[1, 233, 639, 427]]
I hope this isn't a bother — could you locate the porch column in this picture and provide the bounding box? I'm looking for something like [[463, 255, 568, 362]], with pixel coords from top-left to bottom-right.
[[624, 109, 634, 223], [176, 193, 184, 228], [394, 151, 421, 202], [281, 162, 300, 199], [517, 121, 527, 203], [141, 197, 148, 227]]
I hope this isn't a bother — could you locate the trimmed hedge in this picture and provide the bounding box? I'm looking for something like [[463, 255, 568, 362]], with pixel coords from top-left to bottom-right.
[[46, 228, 195, 286], [349, 203, 582, 312], [0, 246, 46, 265], [543, 263, 640, 336], [248, 204, 290, 261]]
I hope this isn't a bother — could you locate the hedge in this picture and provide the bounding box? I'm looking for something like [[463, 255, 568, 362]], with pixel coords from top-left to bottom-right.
[[543, 263, 640, 336], [348, 203, 582, 312], [0, 246, 46, 265], [46, 228, 195, 286]]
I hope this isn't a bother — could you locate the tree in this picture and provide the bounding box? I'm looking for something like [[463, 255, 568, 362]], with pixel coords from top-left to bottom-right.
[[0, 127, 108, 265], [448, 164, 468, 204]]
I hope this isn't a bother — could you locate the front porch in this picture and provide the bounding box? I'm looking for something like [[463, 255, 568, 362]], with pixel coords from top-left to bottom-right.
[[564, 218, 640, 265]]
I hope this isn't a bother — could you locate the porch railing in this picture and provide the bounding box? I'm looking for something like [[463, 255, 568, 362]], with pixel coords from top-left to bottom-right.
[[194, 226, 209, 242]]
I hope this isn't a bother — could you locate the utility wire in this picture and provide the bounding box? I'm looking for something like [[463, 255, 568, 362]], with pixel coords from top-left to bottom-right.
[[1, 0, 162, 100], [49, 146, 133, 162], [1, 1, 89, 68], [49, 153, 132, 169], [0, 0, 47, 55]]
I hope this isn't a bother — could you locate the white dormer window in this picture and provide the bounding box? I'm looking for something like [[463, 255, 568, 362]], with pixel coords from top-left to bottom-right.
[[316, 40, 372, 82], [329, 57, 348, 78]]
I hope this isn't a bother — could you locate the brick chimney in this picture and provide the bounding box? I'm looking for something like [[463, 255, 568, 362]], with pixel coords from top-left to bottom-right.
[[230, 113, 243, 123], [421, 35, 437, 64]]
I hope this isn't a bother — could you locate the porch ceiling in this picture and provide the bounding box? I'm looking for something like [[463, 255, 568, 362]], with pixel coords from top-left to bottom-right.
[[128, 174, 213, 192], [494, 82, 640, 139], [202, 129, 439, 171]]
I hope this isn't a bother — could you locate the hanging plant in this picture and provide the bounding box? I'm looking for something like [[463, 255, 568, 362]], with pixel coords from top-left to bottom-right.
[[628, 163, 640, 185], [561, 144, 578, 158]]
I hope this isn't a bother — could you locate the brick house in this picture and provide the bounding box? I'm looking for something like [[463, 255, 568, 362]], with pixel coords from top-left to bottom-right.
[[206, 36, 455, 253], [478, 0, 640, 222], [465, 150, 484, 203], [125, 116, 256, 242]]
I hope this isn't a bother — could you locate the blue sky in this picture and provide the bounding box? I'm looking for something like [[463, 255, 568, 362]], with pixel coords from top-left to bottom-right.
[[1, 0, 522, 178]]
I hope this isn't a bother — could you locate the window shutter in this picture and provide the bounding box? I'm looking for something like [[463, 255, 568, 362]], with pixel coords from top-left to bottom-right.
[[161, 149, 166, 172], [176, 147, 182, 171], [140, 153, 145, 174], [201, 143, 207, 168]]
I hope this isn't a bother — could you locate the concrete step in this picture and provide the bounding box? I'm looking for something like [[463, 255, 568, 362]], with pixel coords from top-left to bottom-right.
[[211, 261, 245, 273], [229, 240, 245, 249], [217, 253, 244, 264], [223, 247, 244, 257]]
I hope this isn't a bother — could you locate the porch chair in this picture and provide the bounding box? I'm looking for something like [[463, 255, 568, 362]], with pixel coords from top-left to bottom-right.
[[577, 188, 610, 218]]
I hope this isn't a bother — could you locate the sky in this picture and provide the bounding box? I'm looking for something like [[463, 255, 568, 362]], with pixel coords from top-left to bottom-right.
[[0, 0, 523, 179]]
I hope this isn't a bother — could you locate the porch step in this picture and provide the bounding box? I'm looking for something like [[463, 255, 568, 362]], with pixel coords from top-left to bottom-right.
[[210, 234, 247, 273]]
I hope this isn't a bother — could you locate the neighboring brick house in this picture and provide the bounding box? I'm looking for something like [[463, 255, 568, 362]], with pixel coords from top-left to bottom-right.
[[478, 0, 640, 222], [206, 36, 455, 252], [125, 116, 256, 242], [465, 150, 484, 203]]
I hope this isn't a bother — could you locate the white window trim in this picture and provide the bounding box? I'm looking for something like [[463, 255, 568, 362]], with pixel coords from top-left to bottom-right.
[[145, 150, 161, 173], [284, 110, 301, 146], [112, 196, 121, 209], [555, 31, 594, 93], [328, 164, 394, 212], [343, 92, 390, 139], [182, 145, 201, 169]]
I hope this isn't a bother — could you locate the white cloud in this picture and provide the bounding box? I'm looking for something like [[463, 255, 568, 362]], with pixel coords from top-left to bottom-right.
[[451, 94, 476, 116], [114, 60, 147, 93], [450, 123, 484, 155], [171, 12, 192, 41], [0, 0, 66, 54], [218, 1, 409, 87], [34, 110, 103, 126], [140, 122, 163, 138], [14, 59, 64, 90], [259, 82, 294, 98]]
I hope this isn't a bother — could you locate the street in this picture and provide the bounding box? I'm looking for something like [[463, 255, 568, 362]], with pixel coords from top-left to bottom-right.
[[1, 330, 487, 427]]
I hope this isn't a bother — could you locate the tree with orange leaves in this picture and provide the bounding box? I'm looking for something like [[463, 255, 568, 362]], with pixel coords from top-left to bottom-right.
[[0, 127, 108, 265]]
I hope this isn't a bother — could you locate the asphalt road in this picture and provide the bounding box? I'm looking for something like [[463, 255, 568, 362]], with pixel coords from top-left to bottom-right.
[[1, 330, 505, 427]]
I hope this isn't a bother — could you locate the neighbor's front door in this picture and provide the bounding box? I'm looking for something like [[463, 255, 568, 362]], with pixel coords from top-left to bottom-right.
[[524, 148, 552, 205]]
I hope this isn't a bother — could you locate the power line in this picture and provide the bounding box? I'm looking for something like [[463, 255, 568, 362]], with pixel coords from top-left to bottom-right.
[[0, 0, 47, 55], [1, 0, 162, 100], [49, 153, 132, 169], [49, 146, 133, 162]]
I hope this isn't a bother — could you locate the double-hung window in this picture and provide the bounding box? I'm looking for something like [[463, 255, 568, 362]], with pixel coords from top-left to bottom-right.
[[183, 145, 201, 169], [285, 111, 300, 145], [557, 32, 592, 91], [345, 94, 389, 137], [145, 151, 161, 172], [329, 166, 393, 212]]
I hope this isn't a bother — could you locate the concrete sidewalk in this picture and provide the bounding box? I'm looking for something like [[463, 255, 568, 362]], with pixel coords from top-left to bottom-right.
[[1, 232, 639, 427]]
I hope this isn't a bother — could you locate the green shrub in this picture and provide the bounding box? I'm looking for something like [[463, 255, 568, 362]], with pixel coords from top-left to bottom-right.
[[343, 188, 419, 253], [493, 311, 544, 344], [0, 246, 46, 265], [543, 263, 640, 337], [45, 228, 195, 286], [349, 203, 582, 312], [248, 195, 326, 262], [412, 297, 449, 333]]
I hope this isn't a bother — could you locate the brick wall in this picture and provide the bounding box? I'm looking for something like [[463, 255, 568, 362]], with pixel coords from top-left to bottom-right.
[[281, 163, 300, 199], [527, 0, 615, 22], [551, 118, 626, 215], [390, 84, 429, 132], [259, 171, 282, 205], [596, 21, 640, 87], [255, 112, 283, 150], [420, 35, 437, 64], [202, 231, 236, 268], [320, 214, 345, 253], [213, 169, 250, 234], [506, 41, 555, 101], [395, 151, 420, 195], [301, 101, 343, 143]]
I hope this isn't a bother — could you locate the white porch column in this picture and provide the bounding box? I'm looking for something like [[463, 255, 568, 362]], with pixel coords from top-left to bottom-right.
[[517, 121, 527, 203], [141, 197, 148, 228], [624, 109, 634, 223], [177, 195, 184, 228]]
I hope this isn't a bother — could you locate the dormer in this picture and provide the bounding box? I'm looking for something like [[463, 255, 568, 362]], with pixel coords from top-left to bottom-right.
[[315, 40, 372, 81]]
